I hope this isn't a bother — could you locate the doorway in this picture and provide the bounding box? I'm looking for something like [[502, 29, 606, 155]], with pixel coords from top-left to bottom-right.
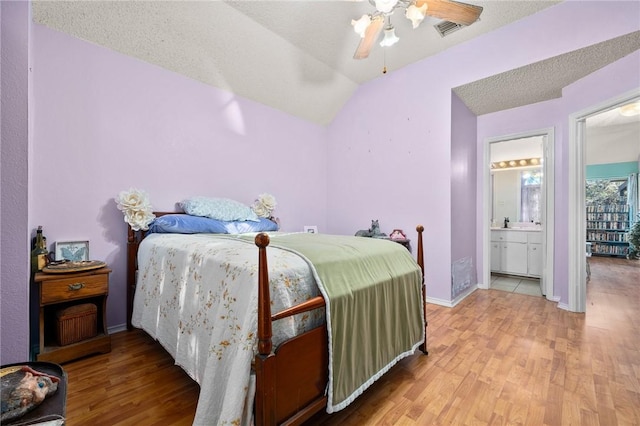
[[568, 88, 640, 312], [482, 128, 555, 300], [489, 137, 543, 296]]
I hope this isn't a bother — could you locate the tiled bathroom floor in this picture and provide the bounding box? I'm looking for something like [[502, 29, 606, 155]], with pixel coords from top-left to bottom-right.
[[490, 274, 542, 297]]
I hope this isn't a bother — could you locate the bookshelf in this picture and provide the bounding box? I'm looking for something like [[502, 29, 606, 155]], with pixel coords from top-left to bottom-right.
[[586, 203, 630, 257]]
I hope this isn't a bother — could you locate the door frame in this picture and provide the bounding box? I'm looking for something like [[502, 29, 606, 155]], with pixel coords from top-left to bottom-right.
[[482, 127, 555, 299], [567, 88, 640, 312]]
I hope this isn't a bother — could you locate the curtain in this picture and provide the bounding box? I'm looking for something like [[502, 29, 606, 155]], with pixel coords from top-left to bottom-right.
[[521, 171, 542, 223], [521, 185, 541, 222]]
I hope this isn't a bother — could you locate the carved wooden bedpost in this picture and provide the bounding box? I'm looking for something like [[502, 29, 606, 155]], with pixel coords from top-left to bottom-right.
[[127, 212, 178, 331], [416, 225, 428, 355], [255, 233, 273, 355], [254, 232, 276, 426], [126, 227, 142, 331]]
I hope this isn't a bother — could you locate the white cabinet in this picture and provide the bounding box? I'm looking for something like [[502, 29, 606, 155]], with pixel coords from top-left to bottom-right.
[[527, 233, 543, 277], [491, 242, 502, 272], [490, 230, 541, 278], [491, 231, 505, 272], [503, 241, 528, 275], [528, 243, 542, 276]]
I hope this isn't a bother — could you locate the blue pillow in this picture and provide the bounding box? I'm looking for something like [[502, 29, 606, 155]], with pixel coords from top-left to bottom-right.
[[223, 218, 279, 234], [180, 197, 260, 222], [148, 214, 278, 234]]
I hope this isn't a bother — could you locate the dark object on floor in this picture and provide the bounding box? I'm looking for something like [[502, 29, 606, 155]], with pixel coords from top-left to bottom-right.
[[0, 363, 67, 425]]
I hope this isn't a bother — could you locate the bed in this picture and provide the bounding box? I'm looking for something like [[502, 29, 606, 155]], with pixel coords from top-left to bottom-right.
[[126, 212, 427, 425]]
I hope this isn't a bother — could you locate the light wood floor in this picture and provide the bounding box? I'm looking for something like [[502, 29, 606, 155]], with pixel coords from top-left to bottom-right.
[[62, 256, 640, 425]]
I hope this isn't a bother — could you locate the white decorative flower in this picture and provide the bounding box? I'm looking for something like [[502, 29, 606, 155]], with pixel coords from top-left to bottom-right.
[[125, 209, 156, 231], [116, 188, 151, 212], [251, 193, 277, 218], [252, 204, 270, 218], [116, 188, 155, 231], [257, 193, 277, 211]]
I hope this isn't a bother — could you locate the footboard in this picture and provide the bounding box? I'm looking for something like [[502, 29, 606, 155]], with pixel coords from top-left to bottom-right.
[[253, 225, 426, 425]]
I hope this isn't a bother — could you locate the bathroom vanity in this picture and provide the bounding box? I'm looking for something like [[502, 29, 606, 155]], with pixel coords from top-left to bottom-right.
[[490, 228, 542, 277]]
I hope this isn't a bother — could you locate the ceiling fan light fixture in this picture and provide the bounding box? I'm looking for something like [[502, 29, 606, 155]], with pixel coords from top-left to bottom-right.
[[374, 0, 399, 14], [380, 26, 400, 47], [352, 14, 372, 38], [406, 3, 427, 29], [351, 0, 483, 59], [619, 101, 640, 117]]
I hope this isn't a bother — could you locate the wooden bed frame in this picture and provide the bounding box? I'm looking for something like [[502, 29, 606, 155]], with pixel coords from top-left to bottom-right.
[[126, 214, 427, 425]]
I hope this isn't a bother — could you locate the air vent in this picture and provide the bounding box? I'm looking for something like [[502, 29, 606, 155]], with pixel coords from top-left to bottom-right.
[[434, 20, 465, 37]]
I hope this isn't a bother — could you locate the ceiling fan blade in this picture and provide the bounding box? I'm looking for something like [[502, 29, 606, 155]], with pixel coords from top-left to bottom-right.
[[415, 0, 483, 26], [353, 15, 384, 60]]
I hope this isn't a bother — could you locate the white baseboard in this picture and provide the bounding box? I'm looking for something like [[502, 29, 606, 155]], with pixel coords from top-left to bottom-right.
[[425, 296, 454, 308], [108, 324, 128, 335], [426, 285, 479, 308], [428, 285, 564, 310]]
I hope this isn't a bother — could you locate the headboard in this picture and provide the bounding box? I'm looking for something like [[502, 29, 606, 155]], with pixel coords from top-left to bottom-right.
[[126, 211, 176, 330]]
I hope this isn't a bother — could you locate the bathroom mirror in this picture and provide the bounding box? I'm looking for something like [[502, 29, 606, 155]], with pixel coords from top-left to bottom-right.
[[490, 137, 543, 226]]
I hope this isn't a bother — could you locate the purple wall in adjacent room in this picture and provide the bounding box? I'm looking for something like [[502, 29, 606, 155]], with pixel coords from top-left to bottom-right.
[[1, 1, 31, 364], [29, 24, 328, 332], [450, 94, 478, 288]]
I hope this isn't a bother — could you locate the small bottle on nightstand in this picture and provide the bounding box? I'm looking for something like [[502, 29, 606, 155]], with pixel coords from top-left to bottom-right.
[[31, 226, 48, 274]]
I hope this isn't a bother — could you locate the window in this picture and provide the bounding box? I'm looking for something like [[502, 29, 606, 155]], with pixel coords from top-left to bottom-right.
[[585, 179, 627, 205]]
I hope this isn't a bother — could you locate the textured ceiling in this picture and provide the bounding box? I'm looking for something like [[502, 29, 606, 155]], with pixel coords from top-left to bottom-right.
[[454, 31, 640, 116], [32, 1, 640, 127]]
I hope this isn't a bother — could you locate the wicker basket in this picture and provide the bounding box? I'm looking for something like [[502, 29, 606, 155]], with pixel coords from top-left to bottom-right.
[[56, 303, 97, 346]]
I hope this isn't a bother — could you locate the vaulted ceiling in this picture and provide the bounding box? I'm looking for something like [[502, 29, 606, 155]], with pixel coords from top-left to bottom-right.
[[32, 1, 640, 126]]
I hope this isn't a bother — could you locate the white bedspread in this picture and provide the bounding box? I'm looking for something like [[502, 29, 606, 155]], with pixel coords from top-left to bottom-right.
[[132, 233, 324, 425]]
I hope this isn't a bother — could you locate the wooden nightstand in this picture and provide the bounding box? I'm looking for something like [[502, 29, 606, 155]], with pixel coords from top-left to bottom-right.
[[34, 267, 112, 363]]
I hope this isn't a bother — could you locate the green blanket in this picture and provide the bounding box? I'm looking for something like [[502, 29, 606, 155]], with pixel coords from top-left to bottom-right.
[[250, 232, 425, 412]]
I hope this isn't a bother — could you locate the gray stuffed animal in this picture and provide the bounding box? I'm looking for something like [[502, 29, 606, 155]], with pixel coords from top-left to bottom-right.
[[355, 220, 387, 238]]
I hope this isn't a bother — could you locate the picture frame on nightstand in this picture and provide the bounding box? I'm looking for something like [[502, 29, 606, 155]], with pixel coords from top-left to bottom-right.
[[304, 226, 318, 234], [55, 240, 90, 261]]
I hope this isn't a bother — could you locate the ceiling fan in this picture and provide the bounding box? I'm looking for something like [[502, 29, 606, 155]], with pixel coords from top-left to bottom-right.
[[352, 0, 483, 59]]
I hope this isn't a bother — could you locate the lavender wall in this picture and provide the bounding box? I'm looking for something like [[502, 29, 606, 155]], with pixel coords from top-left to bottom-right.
[[30, 24, 328, 332], [327, 1, 640, 306], [327, 64, 454, 302], [450, 94, 477, 284], [1, 1, 31, 364]]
